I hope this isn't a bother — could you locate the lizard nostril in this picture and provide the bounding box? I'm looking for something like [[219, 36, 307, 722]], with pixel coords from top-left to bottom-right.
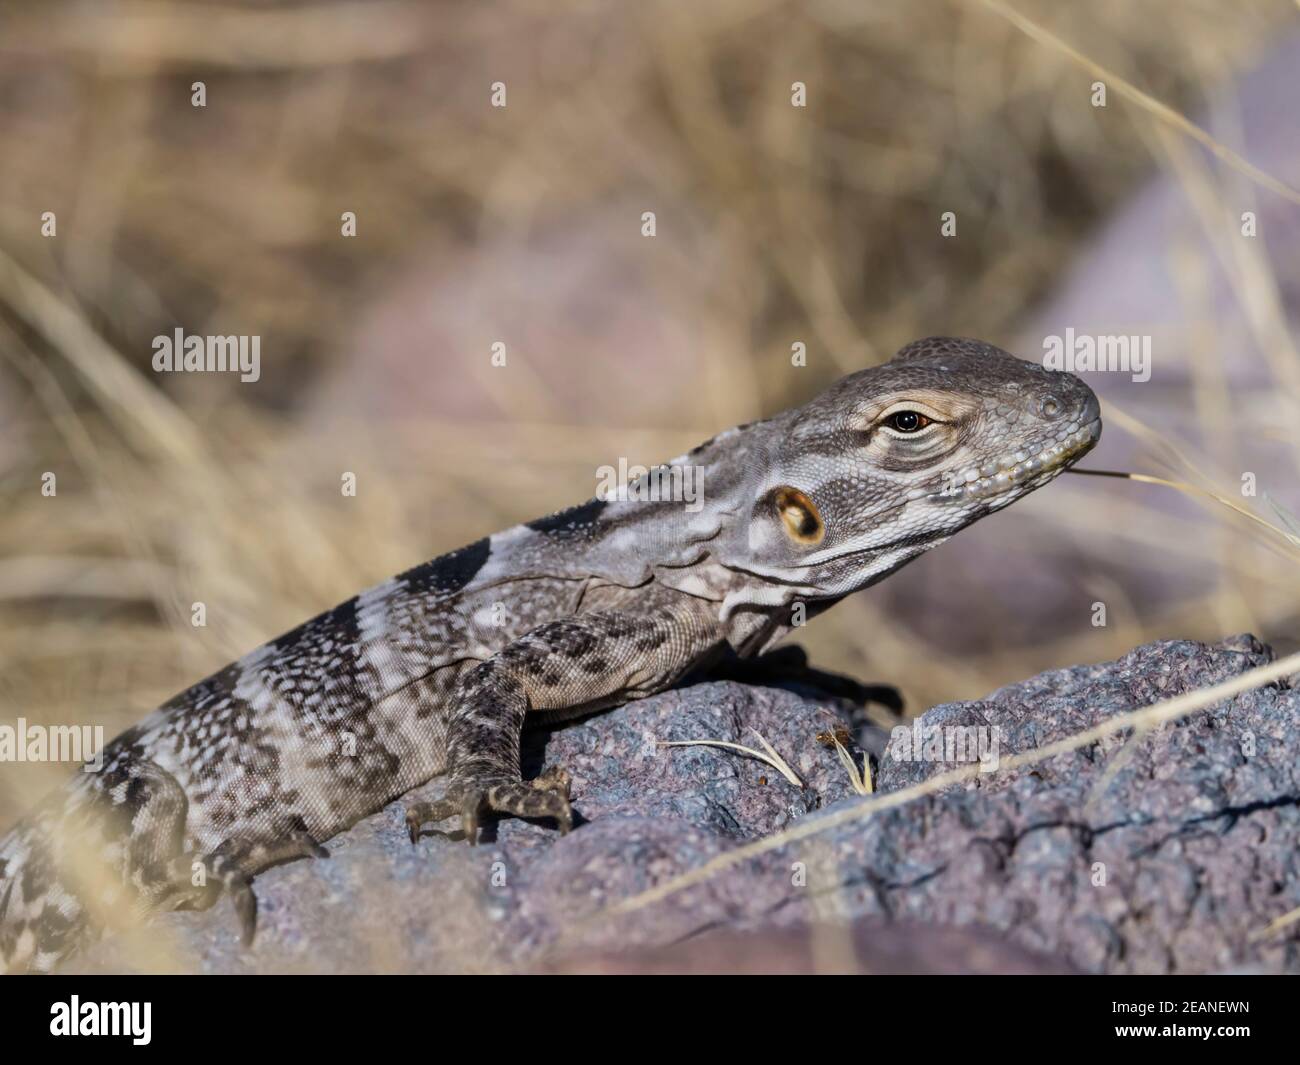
[[1040, 395, 1062, 419]]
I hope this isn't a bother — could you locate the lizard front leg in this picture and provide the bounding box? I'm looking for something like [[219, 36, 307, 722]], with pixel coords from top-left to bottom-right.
[[406, 600, 721, 844]]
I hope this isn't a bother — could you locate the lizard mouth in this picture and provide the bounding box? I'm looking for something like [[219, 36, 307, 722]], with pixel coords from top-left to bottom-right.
[[917, 417, 1102, 505]]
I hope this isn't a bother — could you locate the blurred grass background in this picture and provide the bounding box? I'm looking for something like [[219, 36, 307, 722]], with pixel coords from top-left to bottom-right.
[[2, 0, 1299, 830]]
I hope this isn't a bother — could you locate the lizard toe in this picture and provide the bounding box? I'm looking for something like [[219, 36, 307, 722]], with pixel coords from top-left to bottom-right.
[[404, 799, 458, 844], [530, 764, 572, 799], [458, 794, 483, 846], [485, 781, 574, 834], [228, 875, 257, 947]]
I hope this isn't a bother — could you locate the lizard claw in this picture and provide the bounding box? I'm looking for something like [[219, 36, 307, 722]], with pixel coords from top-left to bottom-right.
[[404, 794, 482, 844], [231, 877, 257, 948], [292, 830, 330, 860], [405, 769, 574, 845], [405, 798, 459, 844]]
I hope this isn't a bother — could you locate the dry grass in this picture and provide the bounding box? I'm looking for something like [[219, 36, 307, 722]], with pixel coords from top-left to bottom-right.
[[1, 0, 1299, 970], [658, 728, 804, 788]]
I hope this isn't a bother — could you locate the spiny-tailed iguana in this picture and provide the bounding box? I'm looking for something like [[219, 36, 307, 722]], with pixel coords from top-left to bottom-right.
[[0, 337, 1101, 972]]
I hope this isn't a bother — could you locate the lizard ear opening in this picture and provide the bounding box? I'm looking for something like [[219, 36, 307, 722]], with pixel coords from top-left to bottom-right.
[[773, 486, 824, 545]]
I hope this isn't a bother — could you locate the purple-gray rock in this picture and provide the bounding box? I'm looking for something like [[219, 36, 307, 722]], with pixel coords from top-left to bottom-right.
[[75, 635, 1300, 974]]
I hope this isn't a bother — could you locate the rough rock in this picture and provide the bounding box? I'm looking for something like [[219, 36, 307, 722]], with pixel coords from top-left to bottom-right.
[[76, 635, 1300, 974]]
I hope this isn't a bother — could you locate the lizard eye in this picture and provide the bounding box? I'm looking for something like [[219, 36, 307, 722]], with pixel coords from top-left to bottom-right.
[[884, 410, 932, 433]]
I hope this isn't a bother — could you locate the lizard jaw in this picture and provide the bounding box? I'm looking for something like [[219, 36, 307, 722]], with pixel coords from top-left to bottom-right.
[[914, 416, 1101, 506]]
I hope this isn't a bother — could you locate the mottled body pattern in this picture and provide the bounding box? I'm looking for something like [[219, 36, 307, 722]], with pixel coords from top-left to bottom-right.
[[0, 338, 1101, 972]]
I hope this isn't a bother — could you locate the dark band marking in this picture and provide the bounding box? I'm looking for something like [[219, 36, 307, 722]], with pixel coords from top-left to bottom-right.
[[158, 662, 242, 713], [21, 859, 50, 903], [398, 536, 491, 597], [36, 906, 75, 951], [271, 597, 362, 655], [525, 498, 607, 540], [688, 421, 754, 457]]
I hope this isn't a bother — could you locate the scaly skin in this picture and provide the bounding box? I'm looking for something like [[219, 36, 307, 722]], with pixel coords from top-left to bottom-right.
[[0, 337, 1100, 972]]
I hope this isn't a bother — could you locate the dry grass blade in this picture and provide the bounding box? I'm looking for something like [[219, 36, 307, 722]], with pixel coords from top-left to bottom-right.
[[1067, 468, 1300, 552], [747, 728, 803, 786], [973, 0, 1300, 208], [10, 1, 435, 69], [0, 247, 204, 465], [1265, 495, 1300, 541], [831, 735, 872, 796], [1084, 723, 1150, 812], [1251, 905, 1300, 942], [598, 649, 1300, 925], [658, 728, 803, 788]]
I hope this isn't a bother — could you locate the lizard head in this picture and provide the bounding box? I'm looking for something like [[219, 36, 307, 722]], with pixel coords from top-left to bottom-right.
[[721, 336, 1101, 603]]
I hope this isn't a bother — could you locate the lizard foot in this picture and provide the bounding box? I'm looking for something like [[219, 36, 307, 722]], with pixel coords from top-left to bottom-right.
[[196, 829, 330, 947], [530, 763, 572, 799], [405, 797, 465, 844], [204, 852, 258, 947], [406, 767, 574, 845]]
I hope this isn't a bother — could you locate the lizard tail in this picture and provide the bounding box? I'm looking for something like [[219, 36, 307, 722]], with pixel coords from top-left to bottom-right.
[[0, 781, 102, 974]]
